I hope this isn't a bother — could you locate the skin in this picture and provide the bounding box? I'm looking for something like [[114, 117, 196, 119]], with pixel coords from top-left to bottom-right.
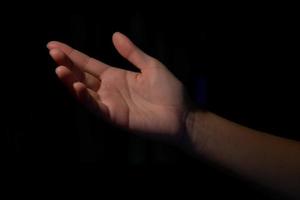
[[48, 32, 188, 138], [48, 32, 300, 199]]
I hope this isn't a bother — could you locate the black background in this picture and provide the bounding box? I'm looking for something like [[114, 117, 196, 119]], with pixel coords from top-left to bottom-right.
[[1, 4, 299, 199]]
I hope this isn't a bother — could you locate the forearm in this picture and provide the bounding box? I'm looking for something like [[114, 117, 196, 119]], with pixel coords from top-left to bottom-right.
[[186, 111, 300, 198]]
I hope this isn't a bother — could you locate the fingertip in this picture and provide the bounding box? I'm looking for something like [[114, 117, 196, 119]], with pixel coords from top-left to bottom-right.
[[112, 31, 128, 47], [49, 48, 60, 57], [49, 48, 66, 62], [112, 31, 122, 40], [55, 66, 68, 77], [112, 32, 133, 59], [55, 66, 77, 86], [46, 42, 52, 49], [47, 41, 71, 51], [47, 41, 59, 49], [73, 82, 88, 101], [55, 66, 63, 75], [73, 82, 86, 92]]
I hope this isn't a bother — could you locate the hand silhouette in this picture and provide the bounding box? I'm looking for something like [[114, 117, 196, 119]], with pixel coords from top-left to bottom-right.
[[48, 32, 189, 138], [47, 32, 300, 199]]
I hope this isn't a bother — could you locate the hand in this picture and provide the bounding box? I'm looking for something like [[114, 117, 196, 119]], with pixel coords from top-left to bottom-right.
[[47, 32, 189, 139]]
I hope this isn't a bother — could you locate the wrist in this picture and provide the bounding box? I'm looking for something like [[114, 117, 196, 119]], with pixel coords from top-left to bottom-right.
[[182, 108, 208, 153]]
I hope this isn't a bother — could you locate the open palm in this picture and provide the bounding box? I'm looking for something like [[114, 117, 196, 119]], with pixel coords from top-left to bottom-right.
[[48, 32, 188, 137]]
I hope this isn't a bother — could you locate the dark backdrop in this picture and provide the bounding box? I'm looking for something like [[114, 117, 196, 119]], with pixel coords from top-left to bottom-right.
[[1, 5, 299, 199]]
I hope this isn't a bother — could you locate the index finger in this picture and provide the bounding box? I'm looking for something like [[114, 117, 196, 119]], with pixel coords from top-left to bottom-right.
[[47, 41, 109, 78]]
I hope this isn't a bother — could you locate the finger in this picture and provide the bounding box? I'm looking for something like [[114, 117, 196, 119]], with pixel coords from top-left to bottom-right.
[[50, 48, 83, 79], [73, 82, 110, 119], [112, 32, 156, 71], [47, 41, 109, 78], [50, 49, 100, 91], [55, 66, 78, 93]]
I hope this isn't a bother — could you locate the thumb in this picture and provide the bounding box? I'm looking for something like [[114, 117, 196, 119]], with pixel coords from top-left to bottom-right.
[[112, 32, 155, 70]]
